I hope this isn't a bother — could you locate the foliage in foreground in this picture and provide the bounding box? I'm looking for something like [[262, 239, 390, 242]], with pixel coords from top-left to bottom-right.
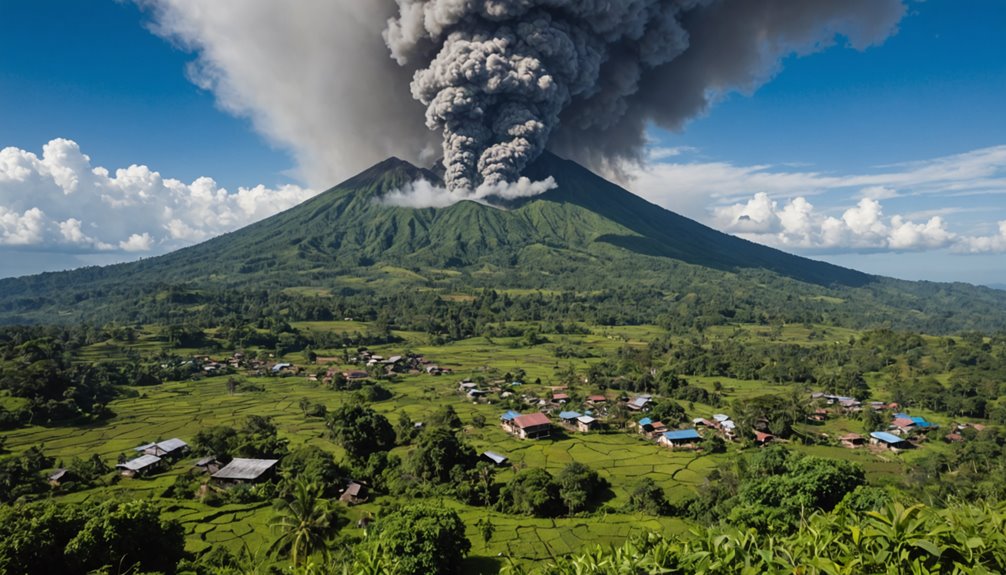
[[528, 501, 1006, 575]]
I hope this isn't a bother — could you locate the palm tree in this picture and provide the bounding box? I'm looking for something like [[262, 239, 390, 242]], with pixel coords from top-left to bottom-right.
[[268, 478, 343, 567]]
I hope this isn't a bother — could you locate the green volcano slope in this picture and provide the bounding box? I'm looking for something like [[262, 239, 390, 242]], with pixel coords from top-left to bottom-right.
[[1, 152, 1004, 332]]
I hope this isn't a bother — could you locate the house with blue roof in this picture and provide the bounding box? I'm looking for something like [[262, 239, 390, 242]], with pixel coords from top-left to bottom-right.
[[558, 411, 582, 424], [658, 428, 702, 449], [500, 410, 521, 422], [870, 431, 911, 451]]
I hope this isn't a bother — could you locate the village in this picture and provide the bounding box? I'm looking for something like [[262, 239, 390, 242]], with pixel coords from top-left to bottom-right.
[[55, 343, 983, 509]]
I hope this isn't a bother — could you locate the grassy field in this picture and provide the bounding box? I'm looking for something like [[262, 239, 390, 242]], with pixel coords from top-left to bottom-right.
[[1, 319, 945, 571]]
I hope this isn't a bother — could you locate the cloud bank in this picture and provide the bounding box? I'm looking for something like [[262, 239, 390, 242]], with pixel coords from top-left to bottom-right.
[[627, 145, 1006, 254], [137, 0, 906, 189], [0, 139, 315, 256]]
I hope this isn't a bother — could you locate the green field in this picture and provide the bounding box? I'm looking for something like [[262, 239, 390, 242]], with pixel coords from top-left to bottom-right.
[[2, 320, 945, 571]]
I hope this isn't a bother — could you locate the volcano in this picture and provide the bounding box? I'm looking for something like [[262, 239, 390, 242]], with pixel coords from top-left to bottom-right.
[[1, 152, 1005, 331]]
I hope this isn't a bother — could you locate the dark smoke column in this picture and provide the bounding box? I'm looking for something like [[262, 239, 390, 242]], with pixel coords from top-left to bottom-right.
[[385, 0, 905, 192]]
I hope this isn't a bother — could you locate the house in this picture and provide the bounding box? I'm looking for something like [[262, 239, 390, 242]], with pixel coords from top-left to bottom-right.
[[117, 454, 163, 477], [500, 410, 521, 423], [636, 417, 654, 434], [648, 421, 669, 437], [576, 415, 597, 432], [870, 431, 911, 451], [552, 393, 570, 404], [719, 419, 737, 435], [753, 430, 775, 445], [944, 433, 964, 443], [559, 411, 582, 425], [693, 417, 718, 428], [211, 458, 280, 484], [339, 481, 368, 505], [626, 395, 652, 411], [48, 468, 74, 487], [344, 370, 370, 380], [587, 394, 608, 404], [271, 362, 293, 373], [136, 438, 190, 460], [194, 456, 222, 475], [891, 417, 917, 433], [482, 451, 509, 466], [658, 429, 702, 449], [508, 413, 551, 439], [459, 382, 478, 392], [809, 409, 829, 422], [840, 433, 866, 448]]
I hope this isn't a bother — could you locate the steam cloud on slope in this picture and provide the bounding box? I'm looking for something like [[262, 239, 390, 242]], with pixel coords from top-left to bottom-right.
[[140, 0, 906, 191], [379, 176, 558, 209]]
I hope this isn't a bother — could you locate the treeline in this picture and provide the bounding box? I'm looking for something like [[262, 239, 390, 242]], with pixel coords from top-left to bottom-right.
[[5, 258, 1006, 335], [583, 328, 1006, 421]]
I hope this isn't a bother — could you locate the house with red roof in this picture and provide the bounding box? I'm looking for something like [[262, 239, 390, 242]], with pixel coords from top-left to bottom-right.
[[502, 412, 552, 439]]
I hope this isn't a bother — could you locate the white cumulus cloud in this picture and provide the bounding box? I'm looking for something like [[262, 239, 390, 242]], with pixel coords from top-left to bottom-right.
[[713, 194, 964, 252], [0, 138, 315, 259]]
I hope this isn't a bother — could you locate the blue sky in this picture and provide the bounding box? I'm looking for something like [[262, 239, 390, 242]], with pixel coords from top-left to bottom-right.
[[1, 0, 1004, 285]]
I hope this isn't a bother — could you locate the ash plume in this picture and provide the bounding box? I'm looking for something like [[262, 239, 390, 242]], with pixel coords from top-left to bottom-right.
[[139, 1, 905, 190], [386, 0, 906, 191]]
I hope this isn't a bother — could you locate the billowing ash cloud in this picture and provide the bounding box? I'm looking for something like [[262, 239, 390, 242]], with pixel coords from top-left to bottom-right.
[[385, 0, 906, 190], [140, 1, 905, 189]]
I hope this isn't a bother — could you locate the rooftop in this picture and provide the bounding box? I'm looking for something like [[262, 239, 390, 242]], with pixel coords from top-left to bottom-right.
[[663, 429, 701, 441], [118, 454, 162, 471], [514, 412, 551, 428], [501, 410, 521, 421], [483, 451, 508, 465], [211, 458, 279, 480], [558, 411, 582, 420], [871, 431, 907, 445]]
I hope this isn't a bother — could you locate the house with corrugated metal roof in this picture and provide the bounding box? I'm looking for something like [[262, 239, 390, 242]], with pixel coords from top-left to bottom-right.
[[117, 454, 164, 478], [482, 451, 508, 466], [870, 431, 911, 451], [506, 412, 551, 439], [558, 411, 582, 425], [658, 429, 702, 449], [211, 458, 279, 484], [576, 415, 597, 432], [135, 438, 189, 460]]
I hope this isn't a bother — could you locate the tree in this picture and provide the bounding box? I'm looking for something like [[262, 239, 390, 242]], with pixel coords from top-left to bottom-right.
[[862, 405, 884, 433], [648, 400, 687, 427], [193, 425, 239, 461], [268, 478, 344, 568], [0, 500, 86, 574], [626, 477, 668, 515], [503, 468, 562, 517], [556, 462, 607, 514], [477, 517, 495, 544], [237, 415, 289, 459], [408, 428, 476, 484], [374, 504, 471, 575], [279, 446, 346, 497], [396, 411, 419, 445], [65, 499, 186, 574], [430, 404, 463, 429], [327, 405, 396, 462], [0, 445, 52, 503]]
